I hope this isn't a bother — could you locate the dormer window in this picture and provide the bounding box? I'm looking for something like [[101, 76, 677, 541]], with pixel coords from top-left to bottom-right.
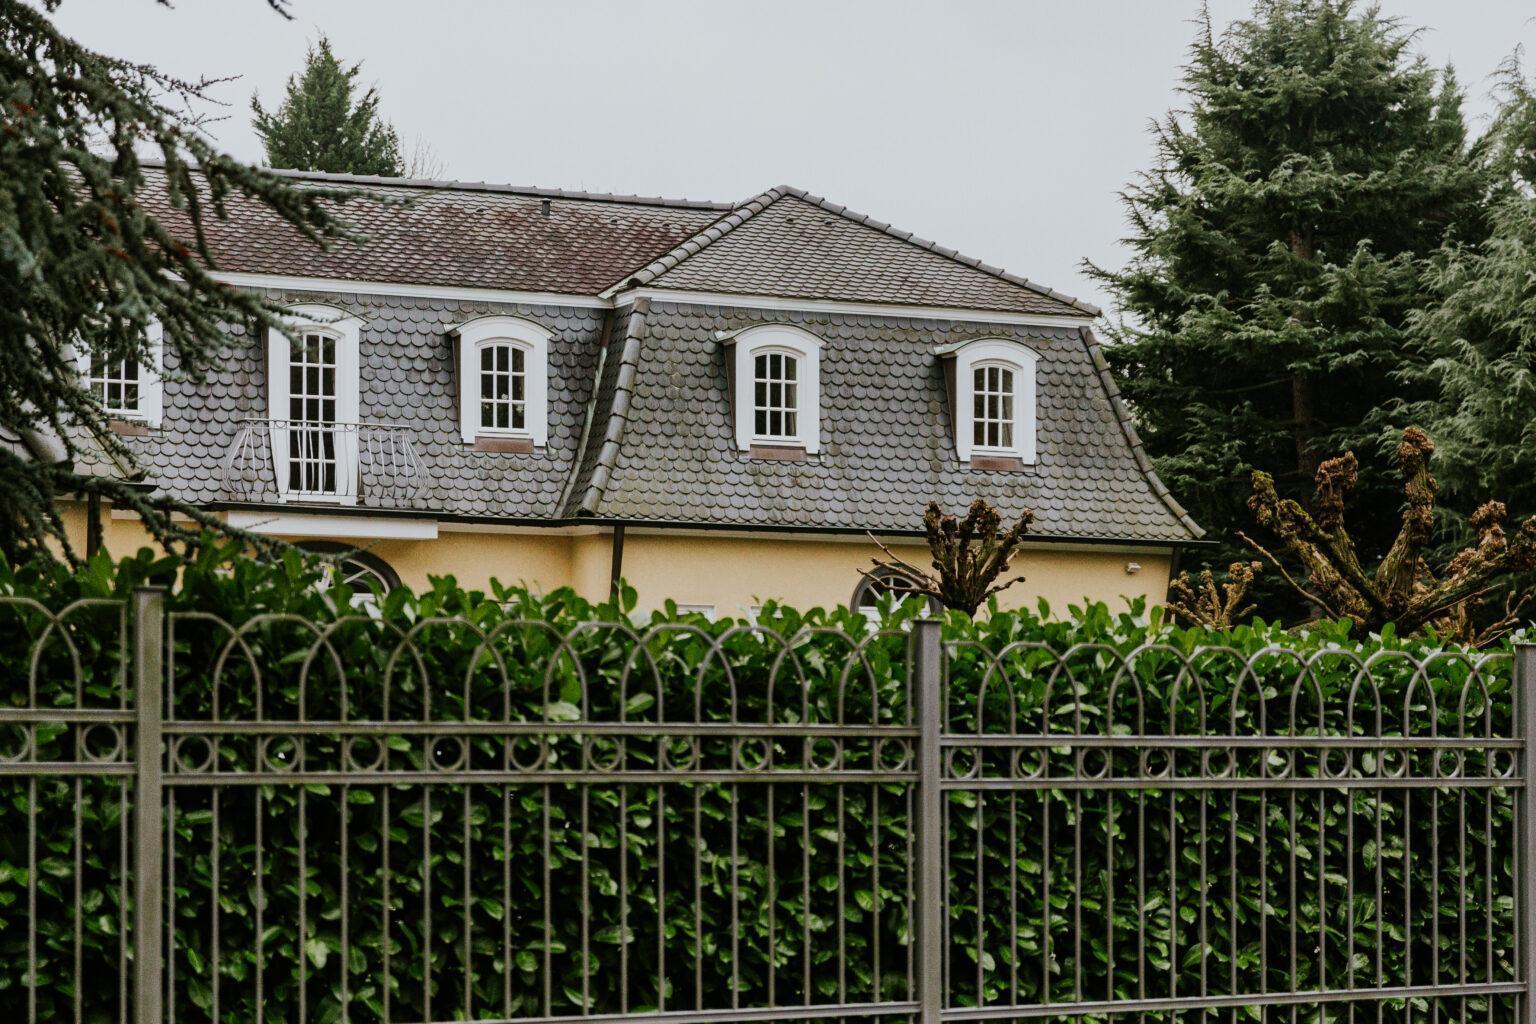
[[753, 350, 799, 440], [941, 338, 1038, 465], [971, 363, 1017, 451], [267, 304, 363, 503], [727, 325, 821, 454], [479, 341, 526, 432], [453, 316, 550, 448], [77, 321, 164, 427]]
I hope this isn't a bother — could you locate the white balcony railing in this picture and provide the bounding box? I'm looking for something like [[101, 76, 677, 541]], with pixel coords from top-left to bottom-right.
[[222, 418, 427, 506]]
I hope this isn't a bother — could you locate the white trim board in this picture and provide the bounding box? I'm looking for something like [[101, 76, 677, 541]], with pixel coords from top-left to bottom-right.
[[225, 511, 439, 540], [209, 271, 1096, 328], [613, 288, 1096, 328], [211, 271, 609, 310]]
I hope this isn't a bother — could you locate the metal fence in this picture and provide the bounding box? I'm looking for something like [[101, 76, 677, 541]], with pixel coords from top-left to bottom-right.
[[0, 588, 1531, 1024]]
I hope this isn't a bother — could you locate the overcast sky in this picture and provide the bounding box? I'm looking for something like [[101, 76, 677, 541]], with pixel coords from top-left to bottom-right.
[[50, 0, 1536, 314]]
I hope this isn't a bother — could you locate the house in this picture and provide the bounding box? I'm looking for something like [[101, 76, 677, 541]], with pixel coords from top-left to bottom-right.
[[61, 167, 1204, 617]]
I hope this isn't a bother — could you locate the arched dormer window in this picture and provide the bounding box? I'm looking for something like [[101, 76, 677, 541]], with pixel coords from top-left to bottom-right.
[[943, 338, 1038, 465], [726, 325, 822, 454], [452, 316, 551, 448]]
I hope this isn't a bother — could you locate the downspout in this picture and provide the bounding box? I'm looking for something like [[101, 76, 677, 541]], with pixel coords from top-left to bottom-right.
[[609, 523, 626, 605], [86, 493, 103, 557]]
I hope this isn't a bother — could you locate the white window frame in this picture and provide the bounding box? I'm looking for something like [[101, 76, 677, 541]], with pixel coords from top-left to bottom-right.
[[75, 321, 164, 427], [728, 325, 821, 453], [267, 304, 363, 504], [452, 316, 551, 446], [952, 339, 1037, 464]]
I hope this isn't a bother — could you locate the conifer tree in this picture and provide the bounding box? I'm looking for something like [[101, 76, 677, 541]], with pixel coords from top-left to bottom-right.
[[0, 0, 361, 565], [251, 35, 403, 177], [1088, 1, 1485, 576], [1404, 59, 1536, 529]]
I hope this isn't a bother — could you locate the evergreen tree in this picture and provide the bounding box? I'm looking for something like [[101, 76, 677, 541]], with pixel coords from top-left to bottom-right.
[[251, 36, 403, 176], [1404, 60, 1536, 530], [0, 0, 360, 564], [1088, 1, 1485, 577]]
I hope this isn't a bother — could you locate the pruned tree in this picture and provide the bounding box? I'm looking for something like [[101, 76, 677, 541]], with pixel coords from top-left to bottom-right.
[[1168, 561, 1263, 629], [0, 0, 363, 565], [1244, 427, 1536, 643], [862, 499, 1034, 617]]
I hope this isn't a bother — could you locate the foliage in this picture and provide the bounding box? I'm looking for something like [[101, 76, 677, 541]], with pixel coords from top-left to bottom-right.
[[251, 35, 404, 177], [0, 0, 361, 565], [1088, 0, 1485, 591], [1246, 427, 1535, 644], [1401, 58, 1536, 530], [0, 543, 1524, 1021], [1166, 559, 1262, 628], [861, 499, 1034, 616]]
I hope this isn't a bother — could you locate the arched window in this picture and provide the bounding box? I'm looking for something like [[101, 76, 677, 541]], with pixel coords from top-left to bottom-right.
[[945, 338, 1038, 464], [478, 340, 527, 432], [453, 316, 551, 446], [727, 325, 822, 453], [753, 349, 800, 440], [971, 362, 1017, 451], [299, 541, 401, 605], [851, 566, 939, 619]]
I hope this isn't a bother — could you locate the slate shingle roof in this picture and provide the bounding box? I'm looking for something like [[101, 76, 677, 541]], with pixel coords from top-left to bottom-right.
[[568, 302, 1199, 540], [111, 166, 1200, 543], [140, 166, 730, 296], [612, 189, 1099, 317], [119, 290, 606, 520]]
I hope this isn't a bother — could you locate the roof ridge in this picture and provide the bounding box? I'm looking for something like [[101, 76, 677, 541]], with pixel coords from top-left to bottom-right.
[[138, 159, 735, 211], [600, 187, 789, 296], [775, 186, 1102, 317], [1079, 325, 1204, 540]]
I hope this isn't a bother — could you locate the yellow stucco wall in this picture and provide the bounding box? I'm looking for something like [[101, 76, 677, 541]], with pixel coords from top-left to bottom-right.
[[615, 533, 1170, 617], [59, 504, 1171, 617]]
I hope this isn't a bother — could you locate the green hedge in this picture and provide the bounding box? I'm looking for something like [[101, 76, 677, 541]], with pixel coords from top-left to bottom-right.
[[0, 544, 1523, 1023]]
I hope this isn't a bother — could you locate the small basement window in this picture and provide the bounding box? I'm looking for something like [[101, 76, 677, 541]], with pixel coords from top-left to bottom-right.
[[852, 565, 940, 620]]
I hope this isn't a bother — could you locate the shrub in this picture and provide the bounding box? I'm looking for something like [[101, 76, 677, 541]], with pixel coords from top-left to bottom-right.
[[0, 543, 1522, 1022]]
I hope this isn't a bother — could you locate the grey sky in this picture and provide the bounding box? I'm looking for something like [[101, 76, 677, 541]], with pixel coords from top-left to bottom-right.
[[52, 0, 1536, 314]]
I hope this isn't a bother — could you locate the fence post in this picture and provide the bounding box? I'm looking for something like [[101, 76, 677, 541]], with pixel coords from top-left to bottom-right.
[[133, 587, 165, 1024], [912, 618, 944, 1024]]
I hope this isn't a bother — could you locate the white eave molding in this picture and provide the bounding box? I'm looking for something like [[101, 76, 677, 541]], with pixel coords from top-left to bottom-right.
[[211, 271, 609, 310], [614, 287, 1096, 328], [208, 271, 1095, 329], [226, 511, 438, 540]]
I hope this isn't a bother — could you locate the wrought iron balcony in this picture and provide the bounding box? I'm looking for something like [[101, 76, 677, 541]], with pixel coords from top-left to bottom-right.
[[222, 418, 428, 506]]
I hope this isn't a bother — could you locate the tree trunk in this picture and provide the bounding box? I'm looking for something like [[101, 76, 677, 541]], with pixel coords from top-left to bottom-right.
[[1291, 372, 1320, 481]]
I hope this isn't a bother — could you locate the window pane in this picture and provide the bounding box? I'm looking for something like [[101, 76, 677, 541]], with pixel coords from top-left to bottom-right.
[[755, 409, 768, 435]]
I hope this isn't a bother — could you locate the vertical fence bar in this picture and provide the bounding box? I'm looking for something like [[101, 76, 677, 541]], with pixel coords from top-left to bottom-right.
[[1517, 643, 1536, 1024], [133, 587, 165, 1024], [912, 618, 943, 1024]]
